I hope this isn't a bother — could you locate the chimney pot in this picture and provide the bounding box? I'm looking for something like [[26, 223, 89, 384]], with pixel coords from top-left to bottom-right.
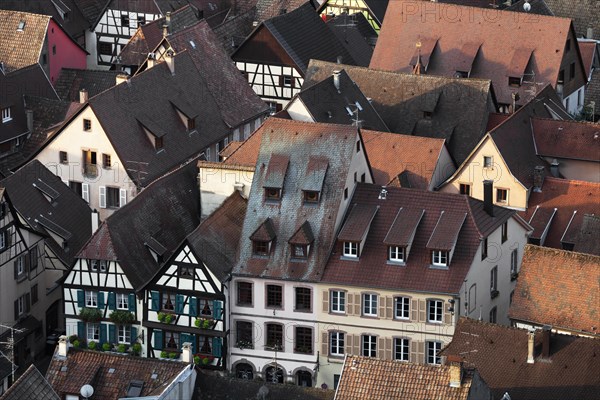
[[550, 160, 559, 178], [533, 166, 545, 191], [333, 70, 341, 91], [162, 23, 169, 37], [79, 89, 88, 104], [181, 342, 193, 363], [527, 329, 535, 364], [147, 52, 155, 68], [337, 56, 343, 64], [25, 109, 33, 133], [483, 180, 494, 217], [165, 50, 175, 75], [58, 335, 68, 357], [587, 27, 594, 39], [541, 325, 551, 358], [116, 73, 129, 85]]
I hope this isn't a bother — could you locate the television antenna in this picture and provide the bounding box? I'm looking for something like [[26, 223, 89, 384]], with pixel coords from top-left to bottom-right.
[[0, 323, 26, 383]]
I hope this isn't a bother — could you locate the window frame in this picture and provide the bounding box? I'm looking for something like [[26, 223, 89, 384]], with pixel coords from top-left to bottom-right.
[[330, 290, 346, 314], [427, 299, 443, 323], [426, 341, 442, 365], [431, 250, 448, 267], [164, 331, 180, 350], [236, 281, 253, 306], [162, 292, 175, 311], [482, 237, 488, 260], [106, 187, 120, 208], [87, 322, 99, 341], [303, 190, 319, 204], [496, 188, 508, 204], [1, 107, 12, 123], [394, 296, 410, 320], [294, 326, 313, 354], [361, 334, 377, 357], [292, 244, 309, 259], [264, 187, 282, 201], [294, 287, 311, 312], [59, 151, 68, 164], [266, 284, 283, 309], [343, 241, 358, 258], [490, 266, 498, 298], [116, 293, 129, 310], [483, 155, 493, 168], [362, 293, 378, 317], [329, 331, 345, 356], [459, 183, 471, 196], [388, 246, 405, 263], [252, 240, 270, 256], [502, 222, 508, 243], [235, 320, 253, 348], [85, 291, 98, 308], [394, 337, 410, 361], [265, 323, 283, 351], [510, 249, 518, 278], [83, 119, 91, 131], [102, 153, 111, 169], [118, 324, 131, 343]]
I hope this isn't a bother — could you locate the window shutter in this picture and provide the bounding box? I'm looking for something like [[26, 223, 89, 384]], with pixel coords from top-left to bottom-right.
[[379, 296, 385, 319], [13, 300, 18, 320], [119, 188, 127, 207], [13, 260, 17, 280], [25, 293, 30, 312], [418, 341, 425, 364], [77, 321, 85, 339], [77, 290, 85, 308], [189, 296, 197, 317], [410, 340, 418, 363], [419, 300, 427, 322], [377, 337, 385, 359], [108, 292, 115, 310], [98, 292, 105, 310], [322, 290, 329, 313], [345, 334, 353, 355], [153, 330, 163, 350], [213, 299, 222, 320], [24, 253, 30, 274], [175, 294, 184, 314], [99, 186, 106, 208], [352, 334, 360, 355], [82, 183, 89, 203], [345, 293, 353, 315], [321, 331, 328, 356], [100, 323, 107, 343], [385, 338, 392, 360], [190, 334, 197, 354], [212, 337, 222, 357], [150, 291, 160, 311], [386, 296, 393, 319], [354, 295, 361, 316], [108, 324, 116, 343], [444, 305, 452, 325], [128, 293, 136, 312], [130, 326, 138, 345]]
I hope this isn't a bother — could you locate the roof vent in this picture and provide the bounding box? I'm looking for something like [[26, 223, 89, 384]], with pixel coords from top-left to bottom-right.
[[378, 187, 387, 200], [17, 21, 25, 31], [126, 380, 144, 397]]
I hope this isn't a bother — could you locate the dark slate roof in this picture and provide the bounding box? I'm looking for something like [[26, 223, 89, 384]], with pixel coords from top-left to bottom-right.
[[441, 317, 600, 400], [543, 0, 599, 40], [54, 68, 119, 102], [185, 191, 247, 281], [322, 184, 516, 294], [77, 160, 200, 289], [531, 117, 600, 162], [160, 19, 269, 127], [587, 70, 600, 119], [1, 364, 59, 400], [304, 60, 495, 165], [254, 0, 315, 22], [0, 355, 14, 381], [72, 0, 107, 26], [1, 160, 93, 266], [233, 118, 360, 281], [506, 0, 554, 15], [326, 13, 374, 67], [361, 0, 388, 24], [292, 69, 388, 131]]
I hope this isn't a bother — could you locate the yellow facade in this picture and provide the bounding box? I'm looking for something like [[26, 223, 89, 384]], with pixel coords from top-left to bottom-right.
[[321, 0, 381, 33]]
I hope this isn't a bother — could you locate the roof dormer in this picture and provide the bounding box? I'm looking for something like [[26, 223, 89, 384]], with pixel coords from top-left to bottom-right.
[[338, 204, 379, 259], [453, 42, 482, 78], [289, 221, 314, 260], [302, 156, 328, 204], [383, 207, 424, 265], [169, 99, 198, 132], [507, 48, 534, 87], [250, 218, 276, 257], [426, 211, 467, 268], [263, 154, 290, 202], [409, 37, 438, 72], [137, 115, 166, 151]]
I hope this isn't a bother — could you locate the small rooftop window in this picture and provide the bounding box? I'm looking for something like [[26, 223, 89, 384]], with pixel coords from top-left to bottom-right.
[[17, 21, 25, 31]]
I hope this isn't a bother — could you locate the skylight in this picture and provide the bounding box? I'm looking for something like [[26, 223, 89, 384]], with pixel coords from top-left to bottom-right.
[[17, 21, 25, 31]]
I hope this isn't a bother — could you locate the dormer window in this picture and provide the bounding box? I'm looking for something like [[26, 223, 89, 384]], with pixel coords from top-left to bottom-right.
[[343, 241, 358, 258], [155, 137, 163, 150], [187, 118, 196, 131], [292, 244, 308, 259], [423, 111, 433, 119], [508, 77, 521, 87], [427, 211, 466, 268], [250, 218, 276, 257], [253, 240, 270, 256], [432, 250, 448, 266], [338, 204, 378, 260], [17, 21, 25, 31], [289, 221, 314, 261], [388, 246, 405, 262], [455, 70, 468, 78], [304, 190, 319, 203], [265, 187, 282, 201], [1, 107, 12, 123], [263, 154, 289, 203]]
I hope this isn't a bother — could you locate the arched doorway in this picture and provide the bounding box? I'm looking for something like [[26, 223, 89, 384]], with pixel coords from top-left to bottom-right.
[[296, 370, 312, 387], [265, 366, 284, 384], [235, 363, 254, 380]]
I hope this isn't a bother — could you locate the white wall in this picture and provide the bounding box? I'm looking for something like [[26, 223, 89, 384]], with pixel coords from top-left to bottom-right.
[[199, 165, 254, 219]]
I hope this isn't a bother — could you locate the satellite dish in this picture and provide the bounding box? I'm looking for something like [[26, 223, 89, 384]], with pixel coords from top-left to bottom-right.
[[523, 1, 531, 12], [80, 384, 94, 399]]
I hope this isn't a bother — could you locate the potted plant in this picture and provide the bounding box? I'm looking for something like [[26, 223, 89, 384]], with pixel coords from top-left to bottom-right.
[[117, 343, 127, 353], [158, 312, 175, 324], [193, 355, 201, 364], [109, 310, 135, 325], [73, 339, 81, 348], [79, 307, 102, 322], [131, 343, 142, 356], [236, 340, 254, 350], [169, 352, 178, 359], [194, 318, 212, 329], [88, 341, 97, 351], [102, 342, 112, 352], [160, 350, 168, 359], [69, 334, 78, 344]]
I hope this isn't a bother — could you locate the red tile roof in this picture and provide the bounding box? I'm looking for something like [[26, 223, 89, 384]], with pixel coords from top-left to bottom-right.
[[222, 124, 264, 167], [263, 153, 290, 188], [509, 244, 600, 335], [383, 207, 424, 246], [531, 117, 600, 162], [578, 40, 598, 78]]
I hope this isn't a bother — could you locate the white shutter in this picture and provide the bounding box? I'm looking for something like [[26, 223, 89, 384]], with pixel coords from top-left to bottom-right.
[[119, 188, 127, 207], [99, 186, 106, 208], [82, 183, 89, 203]]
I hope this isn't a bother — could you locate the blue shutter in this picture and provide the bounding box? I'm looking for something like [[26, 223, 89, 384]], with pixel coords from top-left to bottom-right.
[[175, 294, 184, 314], [180, 333, 190, 350], [108, 292, 116, 310], [108, 324, 116, 344], [77, 321, 85, 339], [100, 323, 107, 344], [212, 337, 222, 358], [77, 290, 85, 308], [151, 291, 160, 311], [98, 292, 105, 310], [130, 326, 138, 345], [189, 297, 197, 317], [128, 293, 136, 312], [213, 300, 223, 320], [191, 334, 197, 354], [153, 330, 163, 350]]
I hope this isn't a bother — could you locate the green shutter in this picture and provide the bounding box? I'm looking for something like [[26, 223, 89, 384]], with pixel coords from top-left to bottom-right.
[[213, 300, 223, 320], [151, 291, 160, 311], [77, 321, 85, 339], [100, 323, 107, 343], [153, 330, 163, 350], [191, 334, 197, 354], [108, 292, 116, 310], [180, 333, 190, 350], [77, 290, 85, 308], [98, 292, 105, 310], [128, 293, 136, 312], [189, 297, 197, 317], [175, 294, 184, 314], [130, 326, 138, 345], [108, 324, 116, 343], [212, 337, 222, 357]]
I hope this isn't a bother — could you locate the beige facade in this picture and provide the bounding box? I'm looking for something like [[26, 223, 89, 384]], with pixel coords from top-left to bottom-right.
[[198, 163, 254, 219]]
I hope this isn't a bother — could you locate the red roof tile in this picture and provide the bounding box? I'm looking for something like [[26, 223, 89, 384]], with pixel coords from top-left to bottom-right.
[[222, 124, 264, 167], [532, 117, 600, 162], [249, 218, 276, 242], [578, 40, 598, 78]]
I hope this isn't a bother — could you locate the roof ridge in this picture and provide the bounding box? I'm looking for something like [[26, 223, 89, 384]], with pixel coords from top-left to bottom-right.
[[543, 176, 600, 187], [524, 243, 600, 261], [532, 116, 600, 126]]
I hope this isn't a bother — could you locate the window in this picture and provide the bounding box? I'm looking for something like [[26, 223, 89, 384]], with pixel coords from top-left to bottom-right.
[[253, 240, 270, 256], [121, 14, 130, 27], [0, 231, 7, 251], [265, 187, 282, 201], [455, 70, 468, 78], [482, 238, 488, 260], [459, 183, 471, 196], [52, 45, 56, 55], [59, 151, 68, 164], [427, 299, 443, 323], [155, 137, 163, 150], [343, 242, 358, 258], [570, 62, 575, 80], [496, 188, 508, 203], [16, 295, 26, 316], [266, 323, 283, 350], [489, 306, 497, 323], [511, 249, 518, 279], [30, 247, 38, 271], [558, 69, 565, 83], [330, 290, 345, 313], [426, 341, 442, 365], [87, 323, 99, 341], [137, 15, 146, 26], [330, 331, 344, 356], [178, 266, 193, 278], [116, 293, 129, 310], [508, 76, 521, 87], [102, 153, 111, 169], [502, 222, 508, 243], [1, 107, 12, 123], [266, 285, 282, 308], [237, 282, 252, 306], [281, 75, 293, 87], [292, 244, 308, 259], [304, 191, 319, 203], [118, 325, 131, 343], [483, 156, 493, 168], [490, 266, 498, 298], [162, 293, 175, 310], [106, 187, 120, 208], [236, 321, 253, 347], [423, 111, 433, 119], [83, 119, 91, 131], [389, 246, 405, 262], [432, 251, 448, 267], [17, 20, 25, 31], [295, 327, 313, 354], [578, 89, 583, 107], [362, 293, 378, 317], [295, 287, 311, 311], [165, 331, 179, 349], [565, 97, 570, 110], [362, 335, 377, 357], [187, 118, 195, 131], [15, 255, 25, 278], [86, 291, 97, 307], [32, 284, 38, 304], [566, 38, 571, 52], [394, 338, 409, 361], [90, 259, 98, 271], [394, 296, 410, 320]]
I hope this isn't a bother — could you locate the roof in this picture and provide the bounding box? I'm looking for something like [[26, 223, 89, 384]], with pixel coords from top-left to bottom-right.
[[337, 204, 379, 241], [587, 70, 600, 119], [531, 117, 600, 162], [441, 317, 600, 400], [72, 0, 107, 27], [326, 13, 374, 67], [45, 348, 189, 399], [233, 118, 360, 281], [54, 68, 119, 102], [361, 129, 447, 189], [322, 184, 516, 294], [162, 19, 269, 128], [508, 244, 599, 335], [77, 160, 200, 289], [0, 355, 14, 382], [185, 191, 247, 281], [578, 40, 598, 78], [1, 160, 93, 266], [304, 60, 495, 165], [335, 355, 476, 400], [254, 0, 314, 22], [1, 364, 59, 400], [370, 1, 581, 106], [318, 0, 389, 25], [220, 122, 265, 167], [506, 0, 554, 15], [543, 0, 599, 40], [292, 69, 388, 131], [520, 177, 600, 254], [0, 10, 50, 73]]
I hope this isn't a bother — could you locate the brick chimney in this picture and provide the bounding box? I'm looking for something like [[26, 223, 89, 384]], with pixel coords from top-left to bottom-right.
[[333, 70, 341, 92], [58, 335, 68, 357], [447, 355, 463, 388], [541, 325, 551, 359], [181, 342, 193, 363], [483, 180, 494, 217], [79, 89, 88, 104], [116, 73, 129, 85], [527, 329, 535, 364], [533, 166, 545, 192], [550, 159, 559, 178]]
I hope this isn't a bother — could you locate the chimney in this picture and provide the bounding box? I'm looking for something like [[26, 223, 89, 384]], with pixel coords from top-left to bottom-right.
[[333, 70, 341, 92], [587, 27, 594, 39], [483, 180, 494, 217], [336, 55, 343, 64], [527, 329, 535, 364], [533, 166, 545, 192], [147, 52, 155, 68], [165, 50, 175, 75], [25, 109, 33, 133], [166, 11, 171, 25], [79, 89, 88, 104], [91, 210, 99, 234], [58, 335, 68, 357], [447, 355, 463, 388], [116, 73, 129, 85], [181, 342, 193, 363], [550, 159, 559, 178], [162, 24, 168, 37], [541, 325, 551, 359]]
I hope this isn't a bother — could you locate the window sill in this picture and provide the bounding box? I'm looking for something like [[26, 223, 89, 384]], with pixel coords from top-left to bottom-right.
[[394, 317, 410, 322], [265, 306, 283, 310], [386, 260, 406, 266], [429, 264, 448, 270], [427, 320, 443, 325], [16, 274, 27, 283], [294, 308, 312, 313], [340, 256, 359, 262], [329, 311, 346, 316], [362, 314, 378, 319], [294, 350, 313, 355]]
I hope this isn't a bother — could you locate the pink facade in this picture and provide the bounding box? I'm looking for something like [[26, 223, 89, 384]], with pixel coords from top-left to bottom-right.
[[47, 19, 86, 85]]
